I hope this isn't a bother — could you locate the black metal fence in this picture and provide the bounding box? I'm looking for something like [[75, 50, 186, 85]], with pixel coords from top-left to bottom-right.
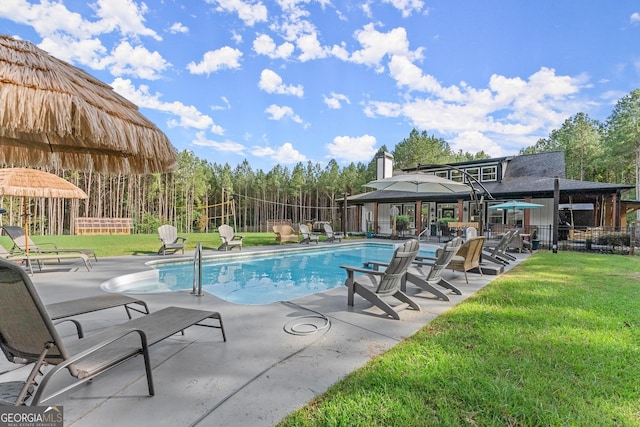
[[488, 223, 639, 255]]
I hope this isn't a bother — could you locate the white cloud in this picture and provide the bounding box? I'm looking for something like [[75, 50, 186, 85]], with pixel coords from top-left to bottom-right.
[[193, 132, 246, 155], [350, 23, 423, 72], [252, 142, 308, 164], [108, 41, 170, 80], [252, 33, 294, 59], [631, 12, 640, 24], [207, 0, 268, 26], [0, 0, 165, 76], [258, 69, 304, 97], [264, 105, 307, 127], [187, 46, 243, 75], [382, 0, 425, 18], [366, 66, 583, 149], [92, 0, 161, 40], [323, 92, 350, 109], [326, 135, 378, 162], [451, 131, 505, 157], [38, 36, 109, 69], [168, 22, 189, 34], [111, 78, 224, 134]]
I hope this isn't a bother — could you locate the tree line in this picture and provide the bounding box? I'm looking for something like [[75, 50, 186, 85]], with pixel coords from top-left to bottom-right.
[[4, 89, 639, 236]]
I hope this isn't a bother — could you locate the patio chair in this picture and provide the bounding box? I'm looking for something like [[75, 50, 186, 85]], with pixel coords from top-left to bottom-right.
[[3, 226, 97, 262], [403, 237, 463, 301], [508, 229, 532, 253], [45, 294, 150, 339], [483, 229, 517, 265], [323, 223, 344, 243], [340, 239, 420, 320], [273, 225, 299, 244], [298, 223, 319, 244], [0, 258, 226, 406], [0, 244, 91, 275], [218, 224, 243, 251], [445, 236, 485, 283], [157, 224, 186, 255]]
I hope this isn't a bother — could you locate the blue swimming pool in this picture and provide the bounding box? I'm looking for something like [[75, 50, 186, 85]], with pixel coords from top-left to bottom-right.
[[101, 242, 436, 305]]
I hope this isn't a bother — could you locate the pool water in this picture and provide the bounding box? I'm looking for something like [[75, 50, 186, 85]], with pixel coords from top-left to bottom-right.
[[102, 243, 436, 305]]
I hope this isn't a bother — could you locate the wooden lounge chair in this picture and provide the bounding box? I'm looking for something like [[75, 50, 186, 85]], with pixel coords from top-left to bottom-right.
[[157, 224, 187, 255], [340, 239, 420, 320], [445, 236, 485, 283], [323, 223, 344, 243], [403, 237, 463, 301], [273, 225, 299, 244], [0, 258, 226, 406], [218, 224, 243, 251], [0, 244, 91, 275], [298, 223, 320, 244], [2, 226, 97, 262]]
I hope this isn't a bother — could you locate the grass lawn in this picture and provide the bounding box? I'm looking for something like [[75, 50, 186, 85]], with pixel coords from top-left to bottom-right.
[[0, 232, 307, 257], [278, 251, 640, 426]]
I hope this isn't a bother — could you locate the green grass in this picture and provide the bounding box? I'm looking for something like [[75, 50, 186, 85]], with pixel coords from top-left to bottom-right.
[[0, 232, 363, 257], [278, 251, 640, 427], [0, 232, 287, 257]]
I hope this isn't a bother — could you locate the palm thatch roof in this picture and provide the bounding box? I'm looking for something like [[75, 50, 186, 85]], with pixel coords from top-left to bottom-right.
[[0, 35, 178, 174], [0, 168, 87, 199]]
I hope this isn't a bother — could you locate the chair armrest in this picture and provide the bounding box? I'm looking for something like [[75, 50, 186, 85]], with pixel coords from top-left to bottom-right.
[[32, 328, 152, 405], [415, 254, 436, 261], [362, 260, 389, 271], [412, 259, 436, 267], [177, 237, 187, 243], [232, 236, 243, 241], [339, 265, 384, 276], [38, 242, 59, 249]]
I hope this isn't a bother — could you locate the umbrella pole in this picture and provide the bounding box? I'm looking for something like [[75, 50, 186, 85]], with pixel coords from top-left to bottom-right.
[[23, 197, 29, 254]]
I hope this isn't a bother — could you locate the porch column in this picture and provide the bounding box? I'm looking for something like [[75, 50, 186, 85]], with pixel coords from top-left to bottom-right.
[[415, 201, 422, 236], [373, 202, 378, 235], [524, 197, 532, 231]]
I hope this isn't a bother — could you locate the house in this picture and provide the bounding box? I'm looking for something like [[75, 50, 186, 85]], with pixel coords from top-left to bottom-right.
[[347, 151, 636, 241]]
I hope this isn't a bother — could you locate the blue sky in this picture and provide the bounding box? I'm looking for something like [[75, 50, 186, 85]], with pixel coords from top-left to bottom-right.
[[1, 1, 638, 172]]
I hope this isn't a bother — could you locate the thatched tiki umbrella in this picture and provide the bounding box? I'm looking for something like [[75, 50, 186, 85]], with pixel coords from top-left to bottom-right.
[[0, 168, 88, 253], [0, 35, 177, 174]]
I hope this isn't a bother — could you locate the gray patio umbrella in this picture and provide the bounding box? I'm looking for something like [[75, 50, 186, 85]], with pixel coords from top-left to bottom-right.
[[365, 173, 471, 193], [0, 35, 177, 174]]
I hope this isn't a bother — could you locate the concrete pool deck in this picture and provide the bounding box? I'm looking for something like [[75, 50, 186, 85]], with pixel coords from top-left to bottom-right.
[[0, 240, 529, 426]]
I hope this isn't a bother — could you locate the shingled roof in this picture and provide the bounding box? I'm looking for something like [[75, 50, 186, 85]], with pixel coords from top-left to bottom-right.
[[349, 151, 633, 204]]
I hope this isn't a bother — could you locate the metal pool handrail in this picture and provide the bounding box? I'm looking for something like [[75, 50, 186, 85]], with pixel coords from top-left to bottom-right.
[[192, 242, 203, 296]]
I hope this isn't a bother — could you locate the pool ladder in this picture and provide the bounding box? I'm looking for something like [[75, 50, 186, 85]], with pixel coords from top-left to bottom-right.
[[192, 242, 203, 296]]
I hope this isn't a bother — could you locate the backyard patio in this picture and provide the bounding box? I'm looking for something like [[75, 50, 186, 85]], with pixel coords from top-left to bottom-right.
[[0, 241, 528, 426]]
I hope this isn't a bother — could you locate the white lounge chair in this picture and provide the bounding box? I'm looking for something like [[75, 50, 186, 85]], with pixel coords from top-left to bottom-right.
[[157, 224, 187, 255], [218, 224, 243, 251], [299, 223, 320, 244]]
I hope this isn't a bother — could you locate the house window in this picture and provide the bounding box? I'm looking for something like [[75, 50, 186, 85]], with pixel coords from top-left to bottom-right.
[[465, 168, 479, 183], [434, 170, 448, 179], [450, 170, 463, 182], [481, 166, 497, 182]]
